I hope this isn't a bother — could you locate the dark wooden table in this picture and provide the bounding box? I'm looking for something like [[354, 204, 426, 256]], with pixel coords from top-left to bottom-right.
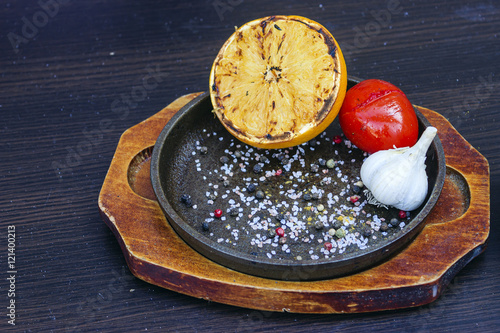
[[1, 0, 498, 332]]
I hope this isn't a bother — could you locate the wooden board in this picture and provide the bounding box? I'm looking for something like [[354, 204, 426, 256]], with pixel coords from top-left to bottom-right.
[[98, 92, 490, 314]]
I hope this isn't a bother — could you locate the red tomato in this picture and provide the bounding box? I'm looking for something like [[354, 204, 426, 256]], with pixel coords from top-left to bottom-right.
[[339, 79, 419, 154]]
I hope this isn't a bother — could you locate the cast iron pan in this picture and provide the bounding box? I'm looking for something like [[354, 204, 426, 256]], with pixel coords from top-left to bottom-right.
[[151, 77, 446, 281]]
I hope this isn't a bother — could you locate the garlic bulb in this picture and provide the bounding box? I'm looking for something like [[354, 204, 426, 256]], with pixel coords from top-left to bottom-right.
[[360, 126, 437, 211]]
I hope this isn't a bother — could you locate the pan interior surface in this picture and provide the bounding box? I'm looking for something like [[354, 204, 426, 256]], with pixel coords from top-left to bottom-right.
[[151, 79, 446, 281]]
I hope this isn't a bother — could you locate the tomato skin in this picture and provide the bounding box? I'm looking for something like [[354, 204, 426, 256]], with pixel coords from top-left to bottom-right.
[[339, 79, 419, 154]]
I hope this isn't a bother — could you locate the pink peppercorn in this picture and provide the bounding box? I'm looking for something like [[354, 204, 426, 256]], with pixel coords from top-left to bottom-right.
[[214, 209, 223, 218], [399, 210, 407, 219], [324, 242, 333, 251], [333, 135, 342, 144], [276, 227, 285, 238], [349, 195, 360, 203], [275, 169, 282, 176]]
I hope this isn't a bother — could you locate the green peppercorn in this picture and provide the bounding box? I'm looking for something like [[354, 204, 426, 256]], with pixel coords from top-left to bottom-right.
[[326, 159, 336, 169], [328, 228, 336, 236], [335, 228, 346, 238], [317, 204, 325, 211]]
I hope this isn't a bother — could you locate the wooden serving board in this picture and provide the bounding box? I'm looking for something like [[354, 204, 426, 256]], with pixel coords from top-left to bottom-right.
[[98, 92, 490, 314]]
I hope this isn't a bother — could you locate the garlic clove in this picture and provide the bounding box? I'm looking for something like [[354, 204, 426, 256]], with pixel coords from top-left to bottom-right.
[[360, 126, 437, 211]]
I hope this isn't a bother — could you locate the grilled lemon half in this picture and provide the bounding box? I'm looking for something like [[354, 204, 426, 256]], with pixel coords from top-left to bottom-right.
[[209, 15, 347, 149]]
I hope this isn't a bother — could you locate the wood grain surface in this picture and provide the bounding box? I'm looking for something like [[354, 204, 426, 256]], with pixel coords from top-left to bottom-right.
[[1, 0, 498, 332]]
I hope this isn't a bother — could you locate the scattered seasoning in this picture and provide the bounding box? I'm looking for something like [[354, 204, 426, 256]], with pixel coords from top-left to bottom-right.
[[199, 146, 208, 154], [214, 209, 223, 218], [181, 127, 414, 261], [333, 135, 342, 144], [399, 210, 407, 219]]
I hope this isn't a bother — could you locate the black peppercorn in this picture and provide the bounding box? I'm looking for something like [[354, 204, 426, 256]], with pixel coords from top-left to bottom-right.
[[362, 226, 372, 237], [255, 190, 265, 199], [180, 194, 192, 207], [253, 163, 263, 174], [333, 220, 343, 230], [380, 222, 389, 232], [389, 218, 399, 227], [314, 221, 324, 230], [229, 207, 239, 217], [202, 222, 209, 231], [247, 183, 256, 193], [352, 184, 361, 194]]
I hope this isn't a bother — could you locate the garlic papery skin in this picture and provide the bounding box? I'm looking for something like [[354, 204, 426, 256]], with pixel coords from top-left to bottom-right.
[[360, 126, 438, 211]]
